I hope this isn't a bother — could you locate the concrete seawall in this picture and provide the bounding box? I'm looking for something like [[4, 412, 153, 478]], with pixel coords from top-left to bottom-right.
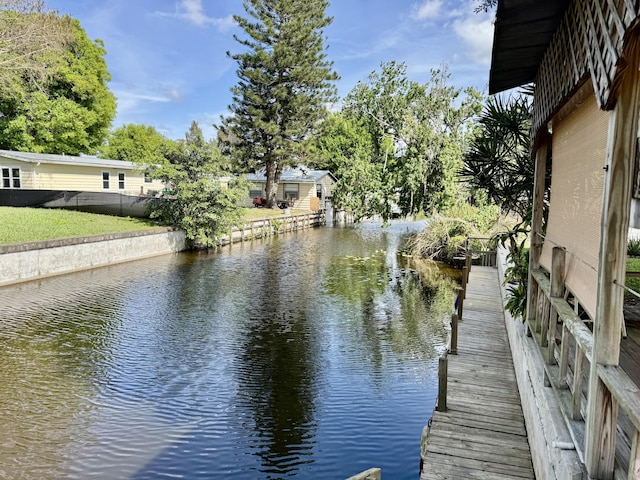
[[0, 227, 187, 287]]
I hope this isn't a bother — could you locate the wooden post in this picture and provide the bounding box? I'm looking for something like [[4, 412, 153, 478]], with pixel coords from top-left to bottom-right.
[[461, 266, 468, 300], [526, 142, 549, 326], [450, 313, 458, 355], [535, 284, 544, 334], [456, 287, 464, 321], [571, 348, 585, 420], [630, 430, 640, 480], [465, 237, 472, 274], [585, 36, 640, 479], [547, 247, 566, 361], [559, 324, 571, 388], [437, 354, 448, 412]]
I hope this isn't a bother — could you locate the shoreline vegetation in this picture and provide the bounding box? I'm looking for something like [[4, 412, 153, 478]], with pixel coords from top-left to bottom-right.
[[0, 206, 312, 245]]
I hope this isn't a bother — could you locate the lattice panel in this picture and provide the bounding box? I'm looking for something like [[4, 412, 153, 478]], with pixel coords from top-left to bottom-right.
[[532, 0, 640, 137]]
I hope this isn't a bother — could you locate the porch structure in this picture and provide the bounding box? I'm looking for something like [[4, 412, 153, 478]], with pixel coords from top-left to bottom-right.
[[489, 1, 640, 477]]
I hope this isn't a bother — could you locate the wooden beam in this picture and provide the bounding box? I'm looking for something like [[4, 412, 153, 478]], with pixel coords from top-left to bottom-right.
[[547, 248, 566, 361], [585, 33, 640, 479], [526, 143, 548, 326]]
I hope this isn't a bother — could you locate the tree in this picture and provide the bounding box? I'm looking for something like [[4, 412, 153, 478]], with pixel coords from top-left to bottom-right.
[[99, 124, 170, 168], [460, 94, 535, 221], [461, 93, 542, 320], [336, 62, 481, 224], [151, 121, 248, 248], [0, 16, 116, 154], [219, 0, 338, 208], [474, 0, 497, 13], [0, 0, 73, 90], [309, 112, 379, 221]]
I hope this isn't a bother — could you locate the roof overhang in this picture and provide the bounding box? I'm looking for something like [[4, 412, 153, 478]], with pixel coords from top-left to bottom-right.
[[489, 0, 571, 95]]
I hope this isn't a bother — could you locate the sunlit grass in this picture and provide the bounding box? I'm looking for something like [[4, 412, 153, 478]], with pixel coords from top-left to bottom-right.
[[0, 207, 158, 244], [0, 206, 316, 245], [626, 257, 640, 298]]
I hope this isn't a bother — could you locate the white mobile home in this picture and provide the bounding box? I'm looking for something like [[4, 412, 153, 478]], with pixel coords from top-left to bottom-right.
[[0, 149, 165, 196]]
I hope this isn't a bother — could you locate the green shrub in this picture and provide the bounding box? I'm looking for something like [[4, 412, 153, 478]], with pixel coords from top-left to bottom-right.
[[408, 214, 475, 263], [628, 237, 640, 257], [408, 201, 506, 263], [503, 245, 529, 319]]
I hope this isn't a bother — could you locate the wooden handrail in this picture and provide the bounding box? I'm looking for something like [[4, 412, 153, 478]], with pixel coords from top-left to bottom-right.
[[530, 268, 594, 362], [597, 365, 640, 432]]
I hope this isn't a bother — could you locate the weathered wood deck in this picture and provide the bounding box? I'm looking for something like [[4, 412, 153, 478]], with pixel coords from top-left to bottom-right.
[[421, 266, 535, 480]]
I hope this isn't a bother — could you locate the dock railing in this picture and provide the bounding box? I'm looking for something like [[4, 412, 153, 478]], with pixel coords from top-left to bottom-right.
[[527, 244, 640, 479], [219, 211, 325, 246]]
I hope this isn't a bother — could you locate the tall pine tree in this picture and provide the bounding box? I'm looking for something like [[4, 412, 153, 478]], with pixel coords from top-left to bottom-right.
[[219, 0, 338, 208]]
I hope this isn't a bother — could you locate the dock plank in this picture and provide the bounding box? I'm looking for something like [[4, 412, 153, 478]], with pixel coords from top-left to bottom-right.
[[421, 267, 535, 479]]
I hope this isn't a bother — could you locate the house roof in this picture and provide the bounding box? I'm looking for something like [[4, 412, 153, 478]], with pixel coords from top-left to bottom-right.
[[246, 167, 336, 183], [0, 149, 138, 170], [489, 0, 571, 94]]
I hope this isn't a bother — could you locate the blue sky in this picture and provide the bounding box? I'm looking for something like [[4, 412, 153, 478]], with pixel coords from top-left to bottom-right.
[[47, 0, 494, 141]]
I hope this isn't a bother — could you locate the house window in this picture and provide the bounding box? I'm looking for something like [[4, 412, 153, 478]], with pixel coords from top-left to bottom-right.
[[118, 172, 126, 190], [316, 184, 323, 199], [249, 182, 263, 198], [102, 171, 110, 190], [283, 183, 299, 200], [1, 167, 21, 188], [144, 172, 153, 183]]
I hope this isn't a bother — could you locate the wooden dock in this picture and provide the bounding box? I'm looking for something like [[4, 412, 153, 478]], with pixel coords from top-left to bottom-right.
[[421, 266, 535, 480]]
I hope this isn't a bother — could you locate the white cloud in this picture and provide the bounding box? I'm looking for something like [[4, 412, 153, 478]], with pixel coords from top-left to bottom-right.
[[156, 0, 235, 30], [413, 0, 443, 21], [452, 15, 494, 65], [113, 85, 184, 117]]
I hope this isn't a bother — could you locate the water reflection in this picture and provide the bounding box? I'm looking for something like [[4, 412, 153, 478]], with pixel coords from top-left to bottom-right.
[[0, 221, 453, 479], [236, 239, 320, 477]]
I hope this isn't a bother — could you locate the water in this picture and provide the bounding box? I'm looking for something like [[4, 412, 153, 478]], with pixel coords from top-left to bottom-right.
[[0, 221, 452, 479]]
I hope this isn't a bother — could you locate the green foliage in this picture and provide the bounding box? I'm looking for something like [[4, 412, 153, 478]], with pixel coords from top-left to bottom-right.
[[408, 201, 500, 263], [461, 94, 537, 221], [308, 112, 372, 174], [626, 257, 640, 299], [628, 237, 640, 257], [219, 0, 338, 208], [98, 124, 170, 167], [327, 62, 482, 224], [503, 244, 529, 319], [150, 121, 248, 248], [409, 215, 473, 262], [0, 16, 116, 154], [474, 0, 497, 13], [0, 206, 156, 244]]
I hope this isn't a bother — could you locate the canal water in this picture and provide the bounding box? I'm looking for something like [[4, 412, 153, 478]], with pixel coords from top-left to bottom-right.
[[0, 221, 454, 480]]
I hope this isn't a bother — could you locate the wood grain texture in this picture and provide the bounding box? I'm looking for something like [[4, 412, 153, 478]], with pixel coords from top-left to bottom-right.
[[421, 267, 534, 480]]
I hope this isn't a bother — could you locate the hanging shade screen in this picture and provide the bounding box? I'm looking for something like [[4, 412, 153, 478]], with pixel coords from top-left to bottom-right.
[[539, 95, 608, 318]]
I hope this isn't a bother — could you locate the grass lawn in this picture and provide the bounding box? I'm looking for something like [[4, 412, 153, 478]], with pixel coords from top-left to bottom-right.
[[0, 206, 316, 244], [626, 257, 640, 298], [0, 207, 158, 244]]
